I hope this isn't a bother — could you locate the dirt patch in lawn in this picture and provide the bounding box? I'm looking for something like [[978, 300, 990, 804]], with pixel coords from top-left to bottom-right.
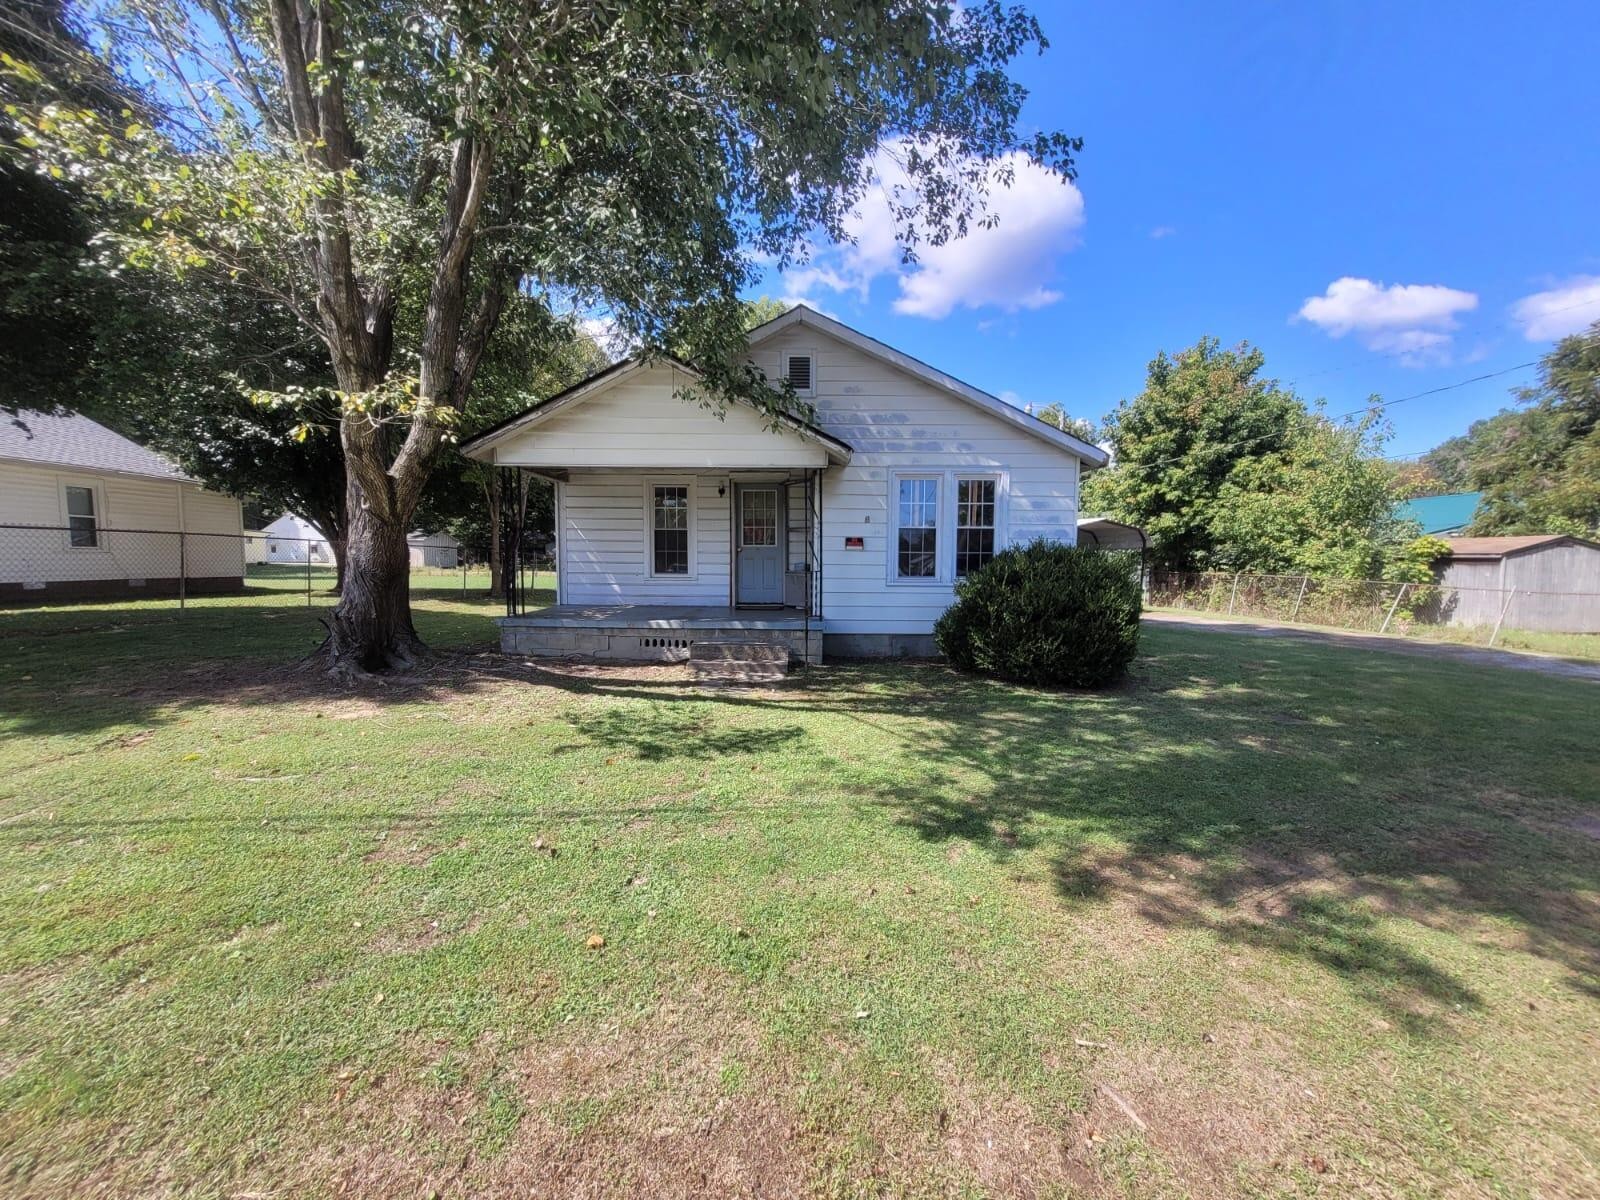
[[308, 996, 811, 1200]]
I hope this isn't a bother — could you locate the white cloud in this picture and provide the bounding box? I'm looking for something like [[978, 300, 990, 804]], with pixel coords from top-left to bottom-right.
[[1295, 276, 1478, 365], [1149, 225, 1176, 240], [1510, 275, 1600, 342], [779, 141, 1085, 320]]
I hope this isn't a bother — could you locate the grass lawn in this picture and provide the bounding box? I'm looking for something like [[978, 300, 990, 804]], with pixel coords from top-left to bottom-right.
[[2, 589, 1598, 1198]]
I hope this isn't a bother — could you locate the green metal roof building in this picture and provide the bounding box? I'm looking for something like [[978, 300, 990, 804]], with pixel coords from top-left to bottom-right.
[[1393, 491, 1482, 536]]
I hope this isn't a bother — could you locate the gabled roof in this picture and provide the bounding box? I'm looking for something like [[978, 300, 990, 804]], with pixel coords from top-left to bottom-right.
[[458, 355, 852, 464], [1443, 535, 1600, 560], [744, 305, 1109, 467], [0, 408, 194, 483], [1394, 491, 1482, 535]]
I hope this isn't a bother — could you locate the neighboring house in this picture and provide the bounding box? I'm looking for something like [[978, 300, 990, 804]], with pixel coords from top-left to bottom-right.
[[263, 513, 333, 564], [1429, 535, 1600, 633], [1394, 491, 1482, 536], [243, 530, 269, 564], [461, 305, 1108, 662], [408, 529, 462, 568], [0, 409, 244, 599]]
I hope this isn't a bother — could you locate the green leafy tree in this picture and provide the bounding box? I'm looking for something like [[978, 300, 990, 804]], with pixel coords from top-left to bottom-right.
[[10, 0, 1080, 673], [1085, 337, 1404, 577], [1439, 322, 1600, 537], [1083, 338, 1303, 571], [1033, 402, 1097, 443]]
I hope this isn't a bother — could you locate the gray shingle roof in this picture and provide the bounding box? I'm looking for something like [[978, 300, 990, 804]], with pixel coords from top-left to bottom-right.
[[0, 409, 193, 482]]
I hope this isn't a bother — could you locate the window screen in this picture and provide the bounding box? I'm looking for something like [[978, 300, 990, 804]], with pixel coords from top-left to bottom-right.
[[896, 477, 938, 578], [65, 485, 98, 548], [785, 354, 813, 392], [955, 479, 996, 576], [652, 485, 689, 574]]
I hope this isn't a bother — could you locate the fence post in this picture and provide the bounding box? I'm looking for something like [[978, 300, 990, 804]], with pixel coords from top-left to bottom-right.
[[1379, 582, 1409, 635], [1488, 588, 1516, 647], [177, 530, 186, 611], [1227, 573, 1241, 616], [306, 541, 312, 608], [1290, 574, 1309, 622]]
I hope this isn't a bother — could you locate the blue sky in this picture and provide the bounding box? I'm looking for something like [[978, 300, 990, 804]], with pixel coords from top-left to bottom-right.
[[751, 0, 1600, 458]]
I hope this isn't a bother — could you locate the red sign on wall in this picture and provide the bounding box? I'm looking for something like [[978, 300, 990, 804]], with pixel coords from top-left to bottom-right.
[[844, 536, 865, 550]]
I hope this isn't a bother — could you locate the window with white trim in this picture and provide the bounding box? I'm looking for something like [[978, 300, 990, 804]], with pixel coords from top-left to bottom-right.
[[955, 477, 997, 576], [63, 484, 99, 548], [895, 476, 939, 579], [650, 484, 690, 576]]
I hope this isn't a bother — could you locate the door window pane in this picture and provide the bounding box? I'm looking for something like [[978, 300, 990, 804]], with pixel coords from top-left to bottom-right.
[[956, 478, 996, 576], [65, 485, 98, 547], [741, 489, 777, 547], [652, 485, 689, 574], [896, 478, 938, 578]]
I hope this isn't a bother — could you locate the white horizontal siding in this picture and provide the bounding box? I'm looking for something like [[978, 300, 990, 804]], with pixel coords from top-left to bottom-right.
[[493, 363, 829, 468], [758, 328, 1083, 635], [559, 470, 732, 605], [0, 461, 244, 584]]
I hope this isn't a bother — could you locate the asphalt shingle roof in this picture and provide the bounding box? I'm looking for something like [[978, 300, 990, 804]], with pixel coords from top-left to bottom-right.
[[1443, 535, 1599, 559], [0, 409, 192, 482]]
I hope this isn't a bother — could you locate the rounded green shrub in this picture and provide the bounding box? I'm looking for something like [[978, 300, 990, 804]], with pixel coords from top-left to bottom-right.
[[933, 539, 1142, 687]]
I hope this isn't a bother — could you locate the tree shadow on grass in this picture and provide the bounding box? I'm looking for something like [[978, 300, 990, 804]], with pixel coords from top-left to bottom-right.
[[4, 615, 1598, 1029], [540, 640, 1600, 1026]]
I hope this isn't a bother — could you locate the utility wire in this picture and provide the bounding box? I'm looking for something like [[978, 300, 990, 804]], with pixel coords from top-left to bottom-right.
[[1103, 358, 1543, 477]]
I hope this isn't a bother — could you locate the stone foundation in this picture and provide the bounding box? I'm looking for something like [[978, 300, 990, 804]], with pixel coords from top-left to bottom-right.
[[500, 620, 822, 665]]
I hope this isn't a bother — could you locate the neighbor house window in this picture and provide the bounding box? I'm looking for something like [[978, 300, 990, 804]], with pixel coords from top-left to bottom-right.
[[64, 484, 99, 548], [895, 477, 939, 578], [955, 478, 997, 576], [651, 484, 690, 575]]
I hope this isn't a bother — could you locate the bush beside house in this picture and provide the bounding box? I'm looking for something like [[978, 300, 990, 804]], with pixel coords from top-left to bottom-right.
[[934, 541, 1143, 687]]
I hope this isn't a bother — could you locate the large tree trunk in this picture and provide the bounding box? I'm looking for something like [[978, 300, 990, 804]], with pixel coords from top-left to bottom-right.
[[268, 0, 497, 674], [319, 490, 422, 672]]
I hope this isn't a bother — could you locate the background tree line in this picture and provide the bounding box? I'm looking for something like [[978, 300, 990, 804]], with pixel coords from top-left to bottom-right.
[[1079, 321, 1599, 582]]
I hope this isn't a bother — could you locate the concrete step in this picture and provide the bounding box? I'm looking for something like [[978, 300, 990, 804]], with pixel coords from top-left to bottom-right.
[[690, 660, 789, 684], [689, 639, 790, 665]]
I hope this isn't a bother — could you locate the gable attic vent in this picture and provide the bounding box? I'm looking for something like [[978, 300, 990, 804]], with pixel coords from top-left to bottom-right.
[[785, 354, 814, 394]]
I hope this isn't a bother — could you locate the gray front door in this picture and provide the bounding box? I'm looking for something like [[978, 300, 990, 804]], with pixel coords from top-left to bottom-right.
[[735, 485, 784, 605]]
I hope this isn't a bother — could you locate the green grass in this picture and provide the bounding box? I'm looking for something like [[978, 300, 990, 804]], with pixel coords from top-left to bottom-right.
[[2, 590, 1598, 1198], [1148, 599, 1600, 663]]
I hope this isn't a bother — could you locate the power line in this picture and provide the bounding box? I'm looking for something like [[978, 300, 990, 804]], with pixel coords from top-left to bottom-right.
[[1105, 357, 1543, 476]]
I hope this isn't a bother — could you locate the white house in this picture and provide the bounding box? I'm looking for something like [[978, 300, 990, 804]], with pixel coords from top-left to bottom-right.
[[262, 513, 333, 564], [461, 305, 1107, 662], [0, 409, 245, 600], [408, 529, 462, 568]]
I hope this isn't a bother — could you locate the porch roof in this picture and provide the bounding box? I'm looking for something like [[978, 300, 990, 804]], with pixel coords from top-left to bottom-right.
[[458, 356, 852, 469]]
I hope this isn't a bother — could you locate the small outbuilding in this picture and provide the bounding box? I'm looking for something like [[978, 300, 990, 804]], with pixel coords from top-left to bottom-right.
[[1433, 535, 1600, 633], [1078, 515, 1147, 588], [262, 513, 334, 564], [408, 529, 462, 568]]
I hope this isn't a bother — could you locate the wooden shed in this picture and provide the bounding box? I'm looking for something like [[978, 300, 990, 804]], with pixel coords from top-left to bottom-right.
[[1433, 536, 1600, 633]]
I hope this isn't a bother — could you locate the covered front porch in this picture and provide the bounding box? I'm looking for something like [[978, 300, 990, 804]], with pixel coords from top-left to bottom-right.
[[459, 356, 851, 666], [498, 603, 821, 664]]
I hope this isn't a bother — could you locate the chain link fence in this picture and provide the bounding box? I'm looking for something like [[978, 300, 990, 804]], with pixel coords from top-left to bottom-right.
[[0, 522, 508, 636], [1149, 569, 1600, 657]]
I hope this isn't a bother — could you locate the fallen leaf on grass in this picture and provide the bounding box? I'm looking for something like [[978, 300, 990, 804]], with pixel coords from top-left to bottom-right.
[[585, 934, 605, 950]]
